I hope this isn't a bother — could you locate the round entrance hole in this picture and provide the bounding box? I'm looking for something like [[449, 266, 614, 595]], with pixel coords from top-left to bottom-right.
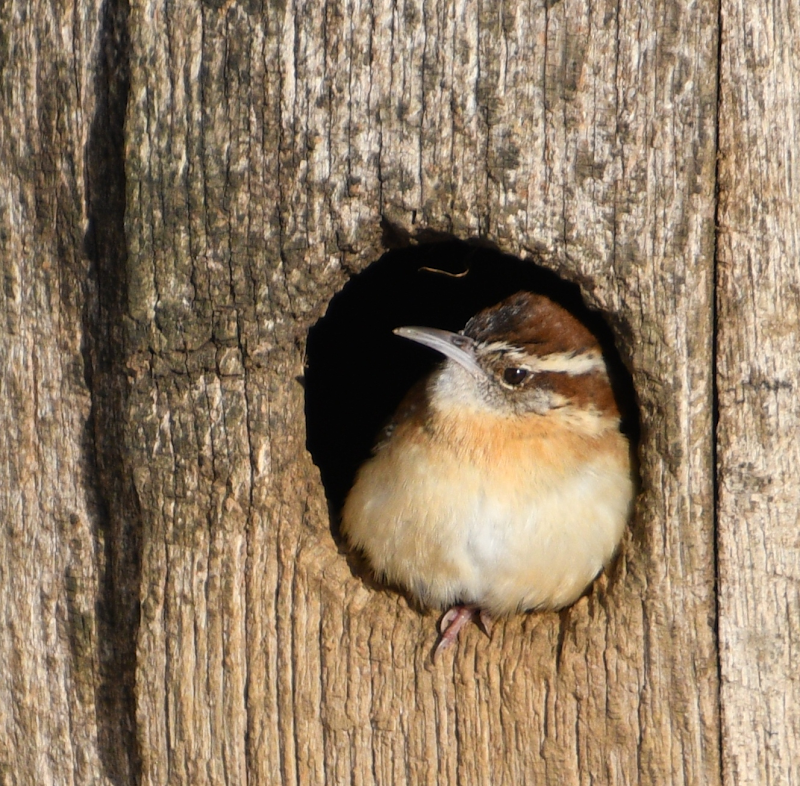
[[304, 240, 639, 535]]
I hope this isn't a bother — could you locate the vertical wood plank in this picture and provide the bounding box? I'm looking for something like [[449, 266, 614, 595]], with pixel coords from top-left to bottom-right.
[[0, 0, 140, 781], [717, 0, 800, 782], [123, 0, 721, 782]]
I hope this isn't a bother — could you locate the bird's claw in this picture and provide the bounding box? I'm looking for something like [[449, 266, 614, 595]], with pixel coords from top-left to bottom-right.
[[434, 605, 494, 661]]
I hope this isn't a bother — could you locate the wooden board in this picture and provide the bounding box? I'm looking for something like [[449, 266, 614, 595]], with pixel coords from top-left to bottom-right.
[[717, 0, 800, 782], [7, 0, 799, 781], [122, 0, 719, 782]]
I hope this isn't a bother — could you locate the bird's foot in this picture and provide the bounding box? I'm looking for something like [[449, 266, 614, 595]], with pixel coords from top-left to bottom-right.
[[434, 605, 494, 660]]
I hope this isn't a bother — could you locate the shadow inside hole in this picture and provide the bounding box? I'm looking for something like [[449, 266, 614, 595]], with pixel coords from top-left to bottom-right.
[[304, 240, 639, 537]]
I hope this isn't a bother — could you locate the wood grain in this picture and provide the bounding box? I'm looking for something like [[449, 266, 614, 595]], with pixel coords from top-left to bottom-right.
[[717, 0, 800, 783], [121, 0, 719, 783], [11, 0, 800, 781], [0, 0, 132, 782]]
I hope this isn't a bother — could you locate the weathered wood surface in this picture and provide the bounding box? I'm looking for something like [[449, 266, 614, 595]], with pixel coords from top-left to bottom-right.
[[0, 0, 137, 782], [0, 0, 796, 782], [717, 1, 800, 783]]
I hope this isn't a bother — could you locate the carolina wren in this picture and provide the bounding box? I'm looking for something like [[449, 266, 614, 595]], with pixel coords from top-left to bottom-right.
[[341, 291, 634, 657]]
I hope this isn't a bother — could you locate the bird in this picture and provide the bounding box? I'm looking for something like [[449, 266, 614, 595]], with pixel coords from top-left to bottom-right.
[[341, 291, 634, 658]]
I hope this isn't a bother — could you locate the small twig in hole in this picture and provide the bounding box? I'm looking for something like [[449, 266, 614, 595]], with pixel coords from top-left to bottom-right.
[[417, 266, 470, 278]]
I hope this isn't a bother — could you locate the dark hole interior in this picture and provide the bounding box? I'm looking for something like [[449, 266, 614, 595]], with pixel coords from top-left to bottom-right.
[[304, 240, 639, 536]]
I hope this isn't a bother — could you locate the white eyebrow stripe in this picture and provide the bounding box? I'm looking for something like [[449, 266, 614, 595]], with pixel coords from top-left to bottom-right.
[[525, 351, 605, 375], [479, 341, 606, 374], [482, 341, 518, 354]]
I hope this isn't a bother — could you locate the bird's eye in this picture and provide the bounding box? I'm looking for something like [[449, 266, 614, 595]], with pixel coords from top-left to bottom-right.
[[503, 367, 529, 386]]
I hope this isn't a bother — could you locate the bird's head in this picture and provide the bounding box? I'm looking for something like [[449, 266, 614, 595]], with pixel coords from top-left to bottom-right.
[[395, 292, 620, 428]]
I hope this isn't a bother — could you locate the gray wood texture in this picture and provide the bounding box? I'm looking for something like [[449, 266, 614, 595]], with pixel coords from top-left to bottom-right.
[[718, 1, 800, 783], [0, 0, 796, 782]]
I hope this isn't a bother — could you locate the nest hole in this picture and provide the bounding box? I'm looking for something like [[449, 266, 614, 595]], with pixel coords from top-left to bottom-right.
[[304, 240, 639, 537]]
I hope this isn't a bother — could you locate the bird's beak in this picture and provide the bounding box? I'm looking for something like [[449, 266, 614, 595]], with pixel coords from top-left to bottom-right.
[[394, 326, 484, 378]]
